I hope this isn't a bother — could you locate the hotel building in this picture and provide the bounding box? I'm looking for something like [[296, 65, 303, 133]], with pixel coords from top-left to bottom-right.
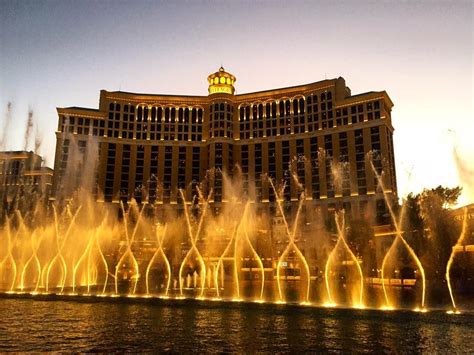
[[0, 151, 53, 218], [53, 67, 397, 222]]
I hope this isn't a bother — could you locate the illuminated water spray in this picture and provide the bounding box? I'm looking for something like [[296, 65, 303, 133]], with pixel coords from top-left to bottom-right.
[[324, 210, 364, 307], [269, 178, 310, 303], [214, 220, 239, 298], [371, 161, 426, 309], [114, 202, 142, 295], [221, 201, 265, 300], [145, 224, 171, 296], [20, 229, 42, 292], [178, 188, 210, 297], [446, 207, 468, 311], [46, 206, 81, 293], [0, 217, 17, 291]]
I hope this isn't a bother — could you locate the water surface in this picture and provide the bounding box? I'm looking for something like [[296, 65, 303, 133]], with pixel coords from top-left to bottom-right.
[[0, 297, 472, 352]]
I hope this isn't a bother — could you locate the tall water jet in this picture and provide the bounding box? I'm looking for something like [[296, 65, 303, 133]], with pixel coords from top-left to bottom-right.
[[240, 222, 266, 300], [324, 210, 364, 307], [0, 102, 12, 150], [23, 109, 34, 151], [214, 219, 239, 298], [20, 229, 42, 292], [0, 217, 17, 291], [446, 207, 469, 311], [269, 178, 310, 303], [145, 224, 171, 296], [178, 188, 210, 297], [371, 161, 426, 309], [46, 206, 81, 293], [72, 230, 95, 293], [114, 202, 142, 295]]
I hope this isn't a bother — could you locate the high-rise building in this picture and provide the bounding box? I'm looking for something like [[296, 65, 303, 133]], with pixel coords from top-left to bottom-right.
[[0, 151, 53, 216], [53, 67, 397, 222]]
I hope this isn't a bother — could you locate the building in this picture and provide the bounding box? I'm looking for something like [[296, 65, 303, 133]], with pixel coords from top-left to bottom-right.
[[0, 151, 53, 215], [53, 67, 397, 222]]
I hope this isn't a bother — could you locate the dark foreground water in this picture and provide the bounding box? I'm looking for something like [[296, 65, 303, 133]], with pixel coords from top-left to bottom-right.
[[0, 296, 473, 353]]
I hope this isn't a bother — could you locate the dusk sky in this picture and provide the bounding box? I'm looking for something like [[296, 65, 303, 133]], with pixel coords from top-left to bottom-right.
[[1, 1, 472, 204]]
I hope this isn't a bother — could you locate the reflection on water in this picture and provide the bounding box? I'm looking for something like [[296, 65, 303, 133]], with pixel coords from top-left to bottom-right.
[[0, 299, 472, 352]]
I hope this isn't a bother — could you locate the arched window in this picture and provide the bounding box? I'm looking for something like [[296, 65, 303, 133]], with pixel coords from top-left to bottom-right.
[[293, 100, 299, 114], [137, 106, 143, 122]]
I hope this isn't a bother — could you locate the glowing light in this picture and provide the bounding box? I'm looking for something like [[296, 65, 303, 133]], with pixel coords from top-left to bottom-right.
[[371, 161, 426, 309], [115, 202, 142, 295], [323, 302, 337, 308], [145, 224, 171, 297], [269, 179, 310, 304], [0, 217, 18, 292], [447, 310, 461, 315], [325, 210, 364, 307], [446, 208, 469, 310], [178, 188, 209, 297], [413, 308, 428, 313]]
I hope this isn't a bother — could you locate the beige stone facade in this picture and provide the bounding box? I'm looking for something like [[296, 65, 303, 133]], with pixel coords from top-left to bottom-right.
[[53, 68, 397, 222]]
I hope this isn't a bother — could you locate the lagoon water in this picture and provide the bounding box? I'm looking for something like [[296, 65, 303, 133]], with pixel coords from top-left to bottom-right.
[[0, 297, 473, 352]]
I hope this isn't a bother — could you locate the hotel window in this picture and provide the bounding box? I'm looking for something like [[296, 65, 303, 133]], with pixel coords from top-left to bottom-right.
[[214, 143, 223, 202], [324, 135, 334, 198], [282, 140, 290, 201], [251, 104, 264, 138], [150, 106, 162, 141], [149, 145, 159, 203], [339, 132, 350, 196], [212, 102, 231, 138], [310, 137, 320, 199], [268, 142, 276, 202], [255, 143, 262, 201], [191, 147, 200, 190], [163, 146, 173, 203], [293, 98, 305, 134], [241, 145, 249, 196], [178, 146, 186, 189], [121, 105, 135, 139], [104, 143, 116, 202], [336, 106, 349, 127], [239, 105, 251, 139], [120, 144, 131, 201], [133, 145, 145, 203], [108, 103, 121, 138], [265, 102, 277, 137], [191, 108, 203, 141], [320, 91, 333, 129], [306, 94, 319, 131], [296, 139, 305, 188], [355, 129, 367, 195]]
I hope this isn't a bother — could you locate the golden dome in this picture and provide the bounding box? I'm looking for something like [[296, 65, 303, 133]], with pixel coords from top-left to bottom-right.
[[207, 66, 236, 95]]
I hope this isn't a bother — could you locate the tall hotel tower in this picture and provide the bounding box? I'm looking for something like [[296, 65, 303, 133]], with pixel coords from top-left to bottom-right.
[[53, 67, 397, 222]]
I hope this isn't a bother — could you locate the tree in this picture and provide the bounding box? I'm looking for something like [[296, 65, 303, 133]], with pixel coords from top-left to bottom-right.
[[404, 186, 462, 285]]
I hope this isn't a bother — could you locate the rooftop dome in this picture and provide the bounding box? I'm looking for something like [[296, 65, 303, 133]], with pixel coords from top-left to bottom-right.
[[207, 66, 236, 95]]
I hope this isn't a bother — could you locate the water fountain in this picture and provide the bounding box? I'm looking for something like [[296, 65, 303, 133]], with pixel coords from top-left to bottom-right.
[[0, 154, 472, 314]]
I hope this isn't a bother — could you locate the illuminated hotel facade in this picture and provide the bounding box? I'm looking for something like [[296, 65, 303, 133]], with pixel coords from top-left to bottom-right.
[[53, 67, 397, 221]]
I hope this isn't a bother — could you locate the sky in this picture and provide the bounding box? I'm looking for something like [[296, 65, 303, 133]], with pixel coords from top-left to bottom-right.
[[0, 0, 473, 205]]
